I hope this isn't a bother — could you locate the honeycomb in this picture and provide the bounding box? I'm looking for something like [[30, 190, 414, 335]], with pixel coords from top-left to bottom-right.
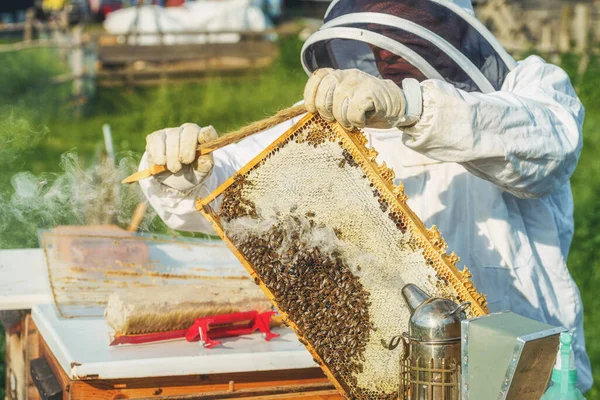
[[197, 114, 489, 399]]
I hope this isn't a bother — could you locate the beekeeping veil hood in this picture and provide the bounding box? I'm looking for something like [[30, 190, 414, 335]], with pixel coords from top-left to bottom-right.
[[300, 0, 517, 93]]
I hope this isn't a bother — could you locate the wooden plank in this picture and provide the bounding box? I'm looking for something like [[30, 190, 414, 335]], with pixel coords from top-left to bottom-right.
[[98, 41, 278, 64], [26, 314, 42, 400], [94, 29, 288, 45], [66, 381, 340, 400], [96, 72, 261, 87], [234, 392, 340, 400], [4, 329, 18, 400], [96, 59, 276, 87], [38, 334, 339, 399], [30, 358, 63, 400], [5, 312, 40, 400], [136, 386, 341, 399], [98, 56, 275, 77]]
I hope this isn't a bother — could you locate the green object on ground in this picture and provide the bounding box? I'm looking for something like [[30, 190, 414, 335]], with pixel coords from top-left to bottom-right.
[[542, 333, 586, 400]]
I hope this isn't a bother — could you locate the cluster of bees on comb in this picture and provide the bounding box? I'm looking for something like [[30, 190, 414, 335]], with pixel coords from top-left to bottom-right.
[[232, 219, 375, 392], [221, 201, 377, 393]]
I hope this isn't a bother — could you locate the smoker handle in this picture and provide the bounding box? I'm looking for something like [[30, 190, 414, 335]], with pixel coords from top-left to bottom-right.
[[387, 333, 410, 354], [388, 335, 403, 350], [30, 357, 63, 400], [449, 302, 471, 316]]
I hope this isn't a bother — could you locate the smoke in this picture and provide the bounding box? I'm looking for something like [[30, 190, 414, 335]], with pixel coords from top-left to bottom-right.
[[0, 107, 48, 169], [0, 151, 162, 249]]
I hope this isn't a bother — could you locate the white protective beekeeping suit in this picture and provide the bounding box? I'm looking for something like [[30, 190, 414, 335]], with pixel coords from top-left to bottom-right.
[[139, 0, 592, 390]]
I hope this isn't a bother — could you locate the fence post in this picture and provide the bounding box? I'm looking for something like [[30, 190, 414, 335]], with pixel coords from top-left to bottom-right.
[[559, 4, 573, 53], [72, 25, 85, 104], [539, 18, 553, 53], [24, 8, 34, 41], [573, 3, 591, 55]]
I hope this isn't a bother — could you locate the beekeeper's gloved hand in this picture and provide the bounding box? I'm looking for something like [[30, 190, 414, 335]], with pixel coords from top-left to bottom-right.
[[304, 68, 422, 130], [145, 123, 218, 193]]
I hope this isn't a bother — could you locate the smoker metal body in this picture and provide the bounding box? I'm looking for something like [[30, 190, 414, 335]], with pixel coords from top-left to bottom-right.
[[394, 284, 469, 400], [399, 334, 462, 400]]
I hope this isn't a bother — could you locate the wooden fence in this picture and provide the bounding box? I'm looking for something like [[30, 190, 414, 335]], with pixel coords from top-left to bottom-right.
[[476, 0, 599, 56]]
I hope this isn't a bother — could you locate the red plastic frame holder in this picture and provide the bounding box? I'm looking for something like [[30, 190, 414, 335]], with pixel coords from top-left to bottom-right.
[[185, 310, 280, 348]]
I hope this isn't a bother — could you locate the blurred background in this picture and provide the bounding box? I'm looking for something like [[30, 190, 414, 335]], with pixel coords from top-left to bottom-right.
[[0, 0, 598, 398]]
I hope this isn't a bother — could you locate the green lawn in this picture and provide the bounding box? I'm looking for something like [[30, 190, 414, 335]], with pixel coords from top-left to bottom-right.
[[563, 52, 600, 399], [0, 40, 598, 398]]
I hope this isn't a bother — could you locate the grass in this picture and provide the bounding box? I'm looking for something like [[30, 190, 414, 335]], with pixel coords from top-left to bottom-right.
[[0, 39, 598, 398], [561, 52, 600, 399]]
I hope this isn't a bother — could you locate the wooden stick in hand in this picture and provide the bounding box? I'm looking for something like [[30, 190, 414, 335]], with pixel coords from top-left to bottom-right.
[[122, 104, 306, 184]]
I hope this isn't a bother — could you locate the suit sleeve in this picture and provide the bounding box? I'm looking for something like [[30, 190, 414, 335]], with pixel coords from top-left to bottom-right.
[[402, 55, 584, 199], [138, 115, 303, 233]]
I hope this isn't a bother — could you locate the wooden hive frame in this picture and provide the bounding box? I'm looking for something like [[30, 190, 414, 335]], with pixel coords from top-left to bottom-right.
[[196, 113, 489, 398]]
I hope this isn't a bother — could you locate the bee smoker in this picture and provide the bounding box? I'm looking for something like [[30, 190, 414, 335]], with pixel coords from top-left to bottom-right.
[[389, 284, 470, 400]]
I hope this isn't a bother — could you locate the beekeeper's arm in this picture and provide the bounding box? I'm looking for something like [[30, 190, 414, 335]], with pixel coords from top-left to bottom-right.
[[306, 56, 583, 199], [138, 118, 300, 233]]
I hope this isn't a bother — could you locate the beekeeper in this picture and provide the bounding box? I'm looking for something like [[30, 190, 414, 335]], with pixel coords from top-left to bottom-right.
[[139, 0, 592, 390]]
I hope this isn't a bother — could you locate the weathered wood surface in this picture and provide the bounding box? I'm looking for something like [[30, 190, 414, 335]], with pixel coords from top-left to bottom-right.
[[4, 313, 40, 400], [98, 41, 278, 65], [38, 335, 340, 400]]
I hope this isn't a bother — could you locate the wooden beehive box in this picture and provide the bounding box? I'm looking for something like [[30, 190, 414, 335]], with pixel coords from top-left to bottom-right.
[[196, 113, 489, 399]]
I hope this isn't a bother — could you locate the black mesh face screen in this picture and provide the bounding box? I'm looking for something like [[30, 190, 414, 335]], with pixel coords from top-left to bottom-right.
[[302, 37, 429, 86], [303, 38, 380, 76], [370, 45, 429, 83], [303, 0, 512, 92], [352, 22, 478, 90]]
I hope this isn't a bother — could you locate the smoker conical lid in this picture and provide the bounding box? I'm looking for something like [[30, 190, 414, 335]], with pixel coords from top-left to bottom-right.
[[409, 298, 468, 341]]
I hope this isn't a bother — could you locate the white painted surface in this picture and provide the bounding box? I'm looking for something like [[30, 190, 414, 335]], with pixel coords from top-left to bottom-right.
[[0, 249, 51, 310], [32, 304, 316, 380]]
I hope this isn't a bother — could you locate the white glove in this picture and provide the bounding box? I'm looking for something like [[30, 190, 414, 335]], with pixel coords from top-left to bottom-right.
[[304, 68, 422, 130], [145, 123, 218, 192]]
